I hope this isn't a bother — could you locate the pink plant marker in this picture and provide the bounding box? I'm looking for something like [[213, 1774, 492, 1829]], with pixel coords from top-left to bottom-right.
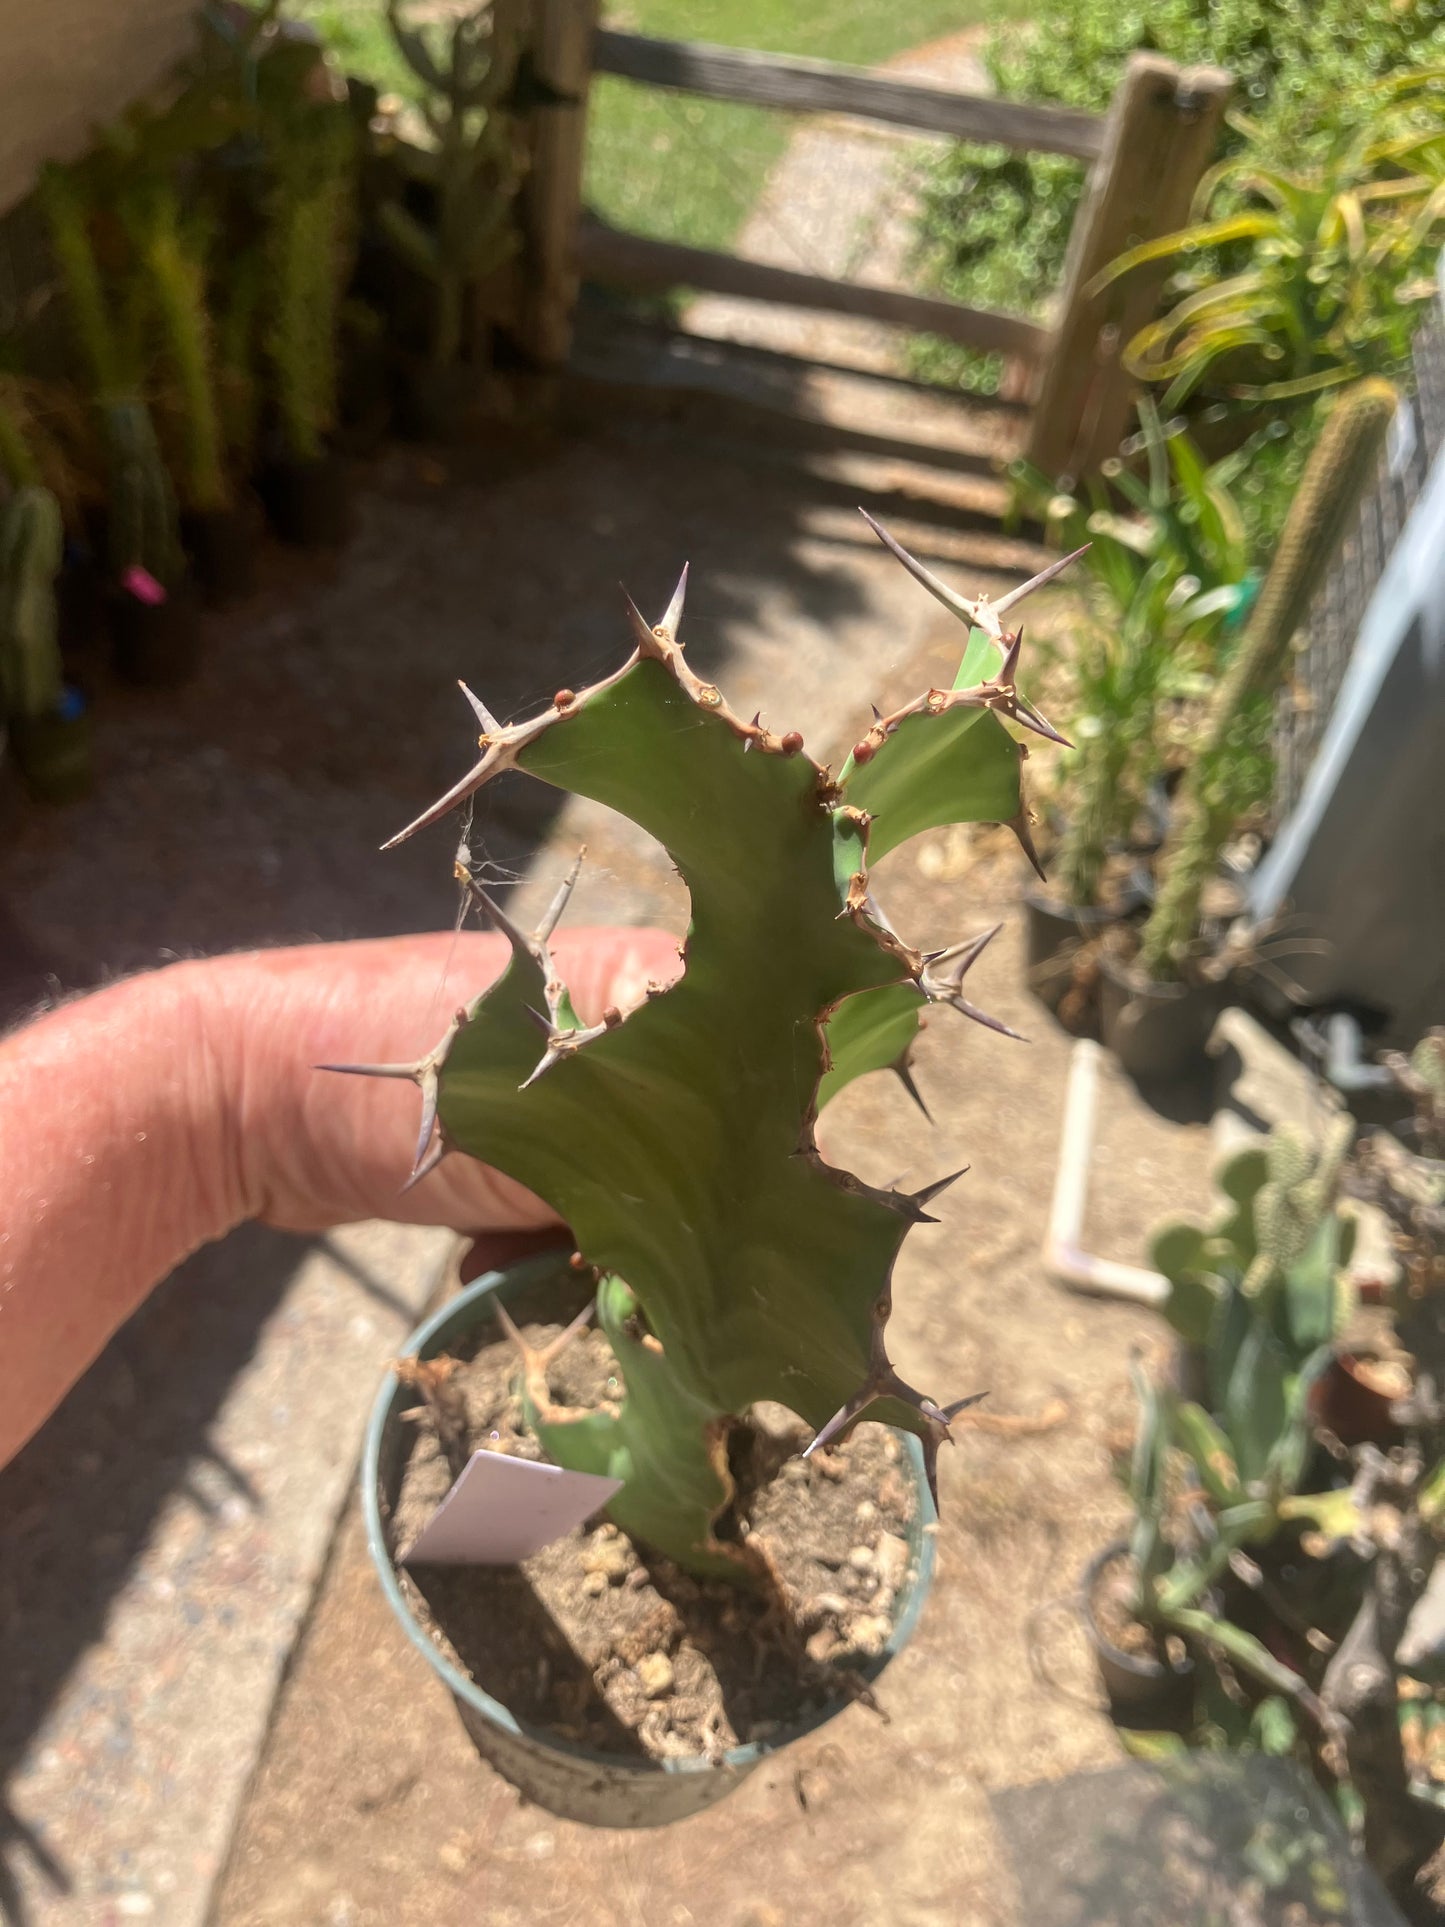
[[120, 566, 167, 606]]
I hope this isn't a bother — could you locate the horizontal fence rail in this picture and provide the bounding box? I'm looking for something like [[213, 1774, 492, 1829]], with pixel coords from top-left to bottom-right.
[[576, 220, 1050, 360], [591, 28, 1107, 164]]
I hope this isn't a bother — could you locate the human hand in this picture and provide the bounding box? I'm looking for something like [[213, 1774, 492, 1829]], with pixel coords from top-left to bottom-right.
[[0, 925, 678, 1467]]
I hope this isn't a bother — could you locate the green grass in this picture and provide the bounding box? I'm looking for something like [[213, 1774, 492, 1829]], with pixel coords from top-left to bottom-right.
[[295, 0, 1029, 250]]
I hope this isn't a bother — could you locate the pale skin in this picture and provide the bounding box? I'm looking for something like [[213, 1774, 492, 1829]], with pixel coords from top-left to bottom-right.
[[0, 926, 676, 1471]]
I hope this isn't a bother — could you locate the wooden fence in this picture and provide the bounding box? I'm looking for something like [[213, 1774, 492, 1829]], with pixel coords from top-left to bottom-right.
[[514, 0, 1231, 483]]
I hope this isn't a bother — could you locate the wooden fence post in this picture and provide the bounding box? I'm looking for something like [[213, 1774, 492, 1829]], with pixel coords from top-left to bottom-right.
[[1026, 54, 1231, 484], [517, 0, 600, 367]]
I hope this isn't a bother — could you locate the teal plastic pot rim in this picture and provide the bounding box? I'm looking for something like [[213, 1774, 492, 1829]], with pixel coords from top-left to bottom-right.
[[361, 1257, 939, 1786]]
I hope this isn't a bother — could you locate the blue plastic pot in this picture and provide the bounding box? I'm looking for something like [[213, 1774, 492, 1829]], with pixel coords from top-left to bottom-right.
[[362, 1257, 938, 1828]]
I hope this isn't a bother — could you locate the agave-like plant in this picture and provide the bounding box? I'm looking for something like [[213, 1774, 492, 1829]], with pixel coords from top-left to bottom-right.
[[1091, 86, 1445, 410]]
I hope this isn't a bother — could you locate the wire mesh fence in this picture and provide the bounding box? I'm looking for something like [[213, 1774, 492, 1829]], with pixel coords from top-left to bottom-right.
[[1275, 300, 1445, 819]]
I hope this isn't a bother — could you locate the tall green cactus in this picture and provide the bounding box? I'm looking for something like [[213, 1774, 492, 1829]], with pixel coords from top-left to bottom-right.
[[380, 0, 526, 369], [338, 522, 1077, 1581], [0, 485, 64, 721], [39, 163, 185, 585], [1138, 380, 1398, 979], [130, 186, 230, 514], [261, 86, 358, 464]]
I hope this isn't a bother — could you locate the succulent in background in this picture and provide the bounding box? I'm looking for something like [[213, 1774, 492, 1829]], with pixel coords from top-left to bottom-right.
[[333, 520, 1079, 1583], [379, 0, 533, 373], [256, 49, 360, 466], [37, 164, 185, 590], [1010, 399, 1254, 909], [1138, 378, 1397, 981]]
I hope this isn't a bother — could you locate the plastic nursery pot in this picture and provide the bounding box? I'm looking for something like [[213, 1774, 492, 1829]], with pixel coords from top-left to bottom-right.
[[1097, 950, 1225, 1085], [56, 542, 107, 665], [109, 580, 202, 689], [1022, 886, 1144, 1019], [393, 358, 483, 444], [259, 453, 351, 550], [1080, 1539, 1195, 1733], [363, 1258, 939, 1830], [3, 686, 93, 803], [182, 506, 256, 608], [1310, 1353, 1409, 1449]]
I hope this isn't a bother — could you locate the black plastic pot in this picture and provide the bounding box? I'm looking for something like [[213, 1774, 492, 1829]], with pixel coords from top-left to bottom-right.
[[183, 506, 256, 607], [259, 454, 351, 550], [393, 358, 484, 444], [109, 581, 202, 688], [1097, 951, 1225, 1083], [1081, 1540, 1196, 1732], [1023, 888, 1139, 1018], [4, 687, 93, 803], [364, 1257, 940, 1828], [56, 543, 107, 666]]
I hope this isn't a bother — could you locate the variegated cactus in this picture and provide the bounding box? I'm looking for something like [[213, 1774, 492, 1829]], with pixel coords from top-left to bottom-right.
[[339, 519, 1080, 1583]]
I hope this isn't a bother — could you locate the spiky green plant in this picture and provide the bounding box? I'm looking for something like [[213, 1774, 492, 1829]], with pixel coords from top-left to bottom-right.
[[38, 164, 186, 586], [336, 520, 1078, 1582], [127, 185, 230, 515], [380, 0, 529, 370], [1010, 400, 1255, 907], [259, 69, 358, 464], [1138, 379, 1397, 980], [0, 485, 64, 722]]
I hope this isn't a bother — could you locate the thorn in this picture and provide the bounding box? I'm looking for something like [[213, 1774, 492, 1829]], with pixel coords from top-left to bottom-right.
[[522, 1004, 556, 1036], [658, 562, 689, 640], [622, 587, 663, 658], [922, 922, 1004, 978], [412, 1066, 439, 1175], [909, 1165, 968, 1208], [316, 1060, 420, 1081], [990, 543, 1091, 618], [1009, 807, 1047, 882], [804, 1389, 871, 1459], [534, 847, 586, 942], [400, 1137, 448, 1193], [859, 509, 983, 629], [467, 879, 535, 955], [945, 996, 1028, 1044], [457, 679, 501, 736], [1011, 694, 1073, 749], [383, 756, 492, 849], [942, 1391, 989, 1421], [996, 628, 1022, 687], [891, 1057, 933, 1122], [871, 702, 883, 725]]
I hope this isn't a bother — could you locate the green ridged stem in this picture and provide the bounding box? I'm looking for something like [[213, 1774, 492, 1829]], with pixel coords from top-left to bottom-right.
[[1138, 379, 1398, 979], [263, 109, 357, 464], [376, 541, 1067, 1582], [138, 191, 230, 514], [0, 487, 65, 720]]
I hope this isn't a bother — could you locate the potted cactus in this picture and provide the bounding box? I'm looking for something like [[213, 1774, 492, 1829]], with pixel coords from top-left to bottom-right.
[[127, 182, 255, 606], [38, 163, 198, 688], [375, 0, 530, 439], [255, 40, 359, 549], [0, 461, 92, 804], [1008, 403, 1254, 1025], [1103, 380, 1398, 1080], [344, 522, 1075, 1823]]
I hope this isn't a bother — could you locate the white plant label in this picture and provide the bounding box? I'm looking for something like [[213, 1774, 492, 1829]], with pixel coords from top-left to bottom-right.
[[401, 1450, 623, 1566]]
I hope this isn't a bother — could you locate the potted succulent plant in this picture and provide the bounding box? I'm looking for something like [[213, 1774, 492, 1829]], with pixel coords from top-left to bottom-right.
[[340, 523, 1076, 1823], [1103, 379, 1397, 1081], [1092, 1092, 1445, 1900], [0, 474, 92, 804], [374, 0, 532, 439], [1008, 401, 1254, 1024], [38, 162, 199, 688], [255, 37, 359, 548]]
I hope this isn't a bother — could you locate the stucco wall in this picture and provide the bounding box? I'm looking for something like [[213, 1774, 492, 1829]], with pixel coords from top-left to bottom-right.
[[0, 0, 198, 215]]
